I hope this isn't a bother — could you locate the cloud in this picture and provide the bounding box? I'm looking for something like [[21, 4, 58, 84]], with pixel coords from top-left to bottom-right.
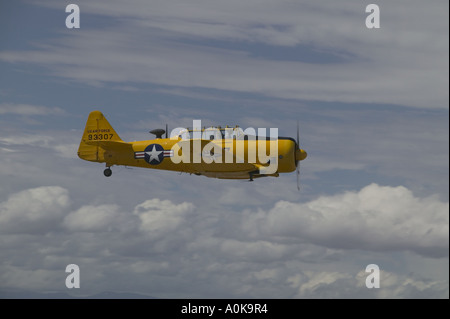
[[0, 133, 79, 159], [0, 134, 54, 147], [220, 239, 291, 263], [0, 184, 447, 298], [63, 204, 122, 232], [3, 0, 448, 109], [0, 186, 70, 234], [134, 198, 195, 239], [0, 266, 62, 292], [0, 103, 65, 116], [288, 269, 449, 299], [241, 183, 449, 257]]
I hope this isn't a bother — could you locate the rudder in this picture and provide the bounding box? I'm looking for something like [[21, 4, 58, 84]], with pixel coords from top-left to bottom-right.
[[77, 111, 122, 162]]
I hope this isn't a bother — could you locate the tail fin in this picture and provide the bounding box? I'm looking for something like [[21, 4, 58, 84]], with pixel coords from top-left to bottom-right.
[[77, 111, 123, 162]]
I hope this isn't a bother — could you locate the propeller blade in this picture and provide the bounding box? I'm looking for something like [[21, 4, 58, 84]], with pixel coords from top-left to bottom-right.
[[296, 120, 300, 191]]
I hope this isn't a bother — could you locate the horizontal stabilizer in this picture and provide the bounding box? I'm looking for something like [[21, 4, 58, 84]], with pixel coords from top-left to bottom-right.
[[85, 140, 132, 152]]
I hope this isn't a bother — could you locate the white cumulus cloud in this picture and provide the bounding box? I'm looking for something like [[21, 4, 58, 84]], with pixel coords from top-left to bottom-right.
[[63, 204, 122, 232], [242, 183, 449, 257], [0, 186, 70, 234], [134, 198, 195, 239]]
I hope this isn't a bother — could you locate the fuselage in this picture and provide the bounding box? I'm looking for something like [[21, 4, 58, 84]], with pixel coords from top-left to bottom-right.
[[80, 137, 304, 179]]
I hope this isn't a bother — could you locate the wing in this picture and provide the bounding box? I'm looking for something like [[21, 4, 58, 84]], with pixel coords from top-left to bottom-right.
[[85, 140, 133, 152], [176, 139, 260, 177]]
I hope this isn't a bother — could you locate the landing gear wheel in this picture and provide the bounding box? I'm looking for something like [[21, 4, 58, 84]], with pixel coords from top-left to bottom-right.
[[104, 168, 112, 177], [248, 170, 259, 182]]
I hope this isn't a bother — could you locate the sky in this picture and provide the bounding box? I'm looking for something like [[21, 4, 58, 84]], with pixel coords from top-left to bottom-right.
[[0, 0, 448, 299]]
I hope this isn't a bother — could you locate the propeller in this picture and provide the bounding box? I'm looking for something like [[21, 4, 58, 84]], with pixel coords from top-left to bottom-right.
[[296, 120, 300, 191], [295, 120, 307, 191]]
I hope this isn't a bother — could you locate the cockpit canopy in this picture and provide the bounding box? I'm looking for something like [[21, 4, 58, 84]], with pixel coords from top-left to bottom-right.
[[176, 126, 245, 140]]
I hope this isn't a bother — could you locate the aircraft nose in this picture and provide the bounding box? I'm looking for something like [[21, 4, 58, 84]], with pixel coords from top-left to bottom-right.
[[295, 149, 307, 161]]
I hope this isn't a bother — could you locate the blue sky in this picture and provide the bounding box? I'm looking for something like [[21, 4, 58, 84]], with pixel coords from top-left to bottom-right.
[[0, 0, 448, 298]]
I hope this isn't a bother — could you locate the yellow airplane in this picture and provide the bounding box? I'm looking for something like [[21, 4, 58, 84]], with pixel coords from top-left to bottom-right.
[[78, 111, 307, 188]]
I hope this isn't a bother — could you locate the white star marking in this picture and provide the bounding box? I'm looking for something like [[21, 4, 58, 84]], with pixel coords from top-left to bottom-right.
[[145, 145, 163, 162]]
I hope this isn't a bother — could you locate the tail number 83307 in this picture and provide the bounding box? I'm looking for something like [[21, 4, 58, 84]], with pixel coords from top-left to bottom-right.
[[88, 134, 114, 141]]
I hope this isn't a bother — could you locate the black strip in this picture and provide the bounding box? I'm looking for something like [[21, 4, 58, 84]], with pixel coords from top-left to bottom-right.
[[243, 135, 296, 142]]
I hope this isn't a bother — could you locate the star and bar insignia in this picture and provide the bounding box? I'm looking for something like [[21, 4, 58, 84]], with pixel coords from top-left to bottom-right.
[[134, 144, 173, 165]]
